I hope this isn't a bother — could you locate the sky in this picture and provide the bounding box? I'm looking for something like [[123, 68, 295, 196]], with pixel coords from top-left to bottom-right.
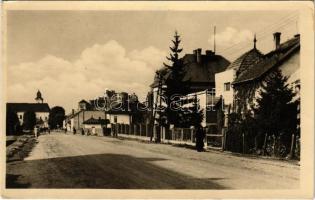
[[6, 10, 299, 113]]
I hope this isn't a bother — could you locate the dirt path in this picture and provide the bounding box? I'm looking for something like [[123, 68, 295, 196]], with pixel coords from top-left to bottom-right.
[[6, 132, 299, 189]]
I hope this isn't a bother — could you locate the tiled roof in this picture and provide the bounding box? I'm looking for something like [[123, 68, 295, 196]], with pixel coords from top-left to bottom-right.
[[182, 54, 230, 82], [83, 117, 110, 125], [227, 48, 264, 76], [7, 103, 50, 113], [233, 35, 300, 85], [150, 53, 230, 88]]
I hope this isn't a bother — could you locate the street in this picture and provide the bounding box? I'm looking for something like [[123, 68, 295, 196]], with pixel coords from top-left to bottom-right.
[[6, 132, 299, 189]]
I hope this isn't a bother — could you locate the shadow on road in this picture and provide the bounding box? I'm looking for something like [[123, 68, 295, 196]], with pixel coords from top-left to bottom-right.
[[6, 153, 227, 189]]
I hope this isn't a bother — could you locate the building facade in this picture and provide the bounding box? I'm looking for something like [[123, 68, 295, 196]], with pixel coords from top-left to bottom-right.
[[215, 32, 300, 118]]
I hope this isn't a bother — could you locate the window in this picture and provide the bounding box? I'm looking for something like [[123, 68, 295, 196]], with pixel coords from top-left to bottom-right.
[[114, 116, 117, 123], [224, 82, 231, 91], [19, 115, 22, 119]]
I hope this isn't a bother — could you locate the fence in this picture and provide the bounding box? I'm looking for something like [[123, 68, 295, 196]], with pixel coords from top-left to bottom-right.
[[205, 126, 225, 150], [165, 127, 196, 145], [111, 123, 152, 141], [111, 123, 197, 145], [112, 123, 225, 148]]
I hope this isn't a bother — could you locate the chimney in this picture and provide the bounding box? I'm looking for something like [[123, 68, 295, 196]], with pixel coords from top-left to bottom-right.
[[294, 34, 300, 38], [205, 50, 214, 56], [195, 48, 202, 63], [193, 49, 197, 59], [273, 32, 281, 50], [72, 109, 74, 115]]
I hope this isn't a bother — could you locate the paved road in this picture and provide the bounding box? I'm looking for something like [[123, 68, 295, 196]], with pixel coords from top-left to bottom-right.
[[6, 132, 299, 189]]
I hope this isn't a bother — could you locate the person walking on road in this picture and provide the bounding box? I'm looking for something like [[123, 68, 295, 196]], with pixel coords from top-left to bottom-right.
[[195, 125, 205, 152], [34, 126, 38, 138]]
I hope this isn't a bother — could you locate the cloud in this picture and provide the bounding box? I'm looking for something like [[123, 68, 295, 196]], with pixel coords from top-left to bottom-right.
[[208, 27, 254, 48], [7, 40, 166, 113]]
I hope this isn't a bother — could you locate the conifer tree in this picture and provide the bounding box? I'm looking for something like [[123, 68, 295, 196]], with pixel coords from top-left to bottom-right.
[[253, 69, 298, 145], [160, 31, 189, 127]]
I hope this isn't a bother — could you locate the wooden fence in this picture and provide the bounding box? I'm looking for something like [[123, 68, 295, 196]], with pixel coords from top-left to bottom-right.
[[111, 123, 152, 141], [111, 123, 225, 149]]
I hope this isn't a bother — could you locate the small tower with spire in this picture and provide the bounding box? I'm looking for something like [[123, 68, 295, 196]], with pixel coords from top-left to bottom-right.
[[35, 90, 44, 104], [253, 34, 257, 49]]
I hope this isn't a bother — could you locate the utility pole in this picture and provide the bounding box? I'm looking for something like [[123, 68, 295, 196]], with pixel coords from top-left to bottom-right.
[[214, 26, 216, 54], [151, 72, 163, 142]]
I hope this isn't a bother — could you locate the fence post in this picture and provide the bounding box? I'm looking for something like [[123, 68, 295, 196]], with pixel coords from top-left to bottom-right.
[[116, 123, 119, 137], [139, 124, 142, 136], [145, 124, 148, 137], [289, 133, 295, 159], [263, 133, 267, 155], [222, 128, 226, 151], [190, 128, 194, 143], [130, 123, 133, 135], [242, 133, 245, 154], [134, 124, 137, 136], [181, 129, 184, 141]]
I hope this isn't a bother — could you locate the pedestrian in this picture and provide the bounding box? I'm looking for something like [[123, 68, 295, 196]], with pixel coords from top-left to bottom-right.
[[34, 126, 38, 138], [81, 128, 85, 136], [64, 127, 67, 134], [73, 127, 76, 134], [195, 125, 205, 152]]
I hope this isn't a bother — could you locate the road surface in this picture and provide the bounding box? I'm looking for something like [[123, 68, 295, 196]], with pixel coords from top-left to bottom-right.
[[6, 132, 299, 189]]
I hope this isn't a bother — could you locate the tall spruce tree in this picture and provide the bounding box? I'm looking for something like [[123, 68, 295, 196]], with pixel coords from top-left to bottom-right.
[[161, 31, 189, 127], [253, 69, 297, 142]]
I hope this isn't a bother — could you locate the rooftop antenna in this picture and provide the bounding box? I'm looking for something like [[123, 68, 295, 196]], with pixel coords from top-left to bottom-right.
[[213, 26, 216, 54], [254, 33, 257, 49]]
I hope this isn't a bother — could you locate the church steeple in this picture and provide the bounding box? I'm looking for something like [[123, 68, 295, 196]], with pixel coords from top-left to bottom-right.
[[35, 90, 44, 103], [253, 34, 257, 49]]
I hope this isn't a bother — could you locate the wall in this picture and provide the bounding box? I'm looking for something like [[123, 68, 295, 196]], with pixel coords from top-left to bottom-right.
[[83, 124, 103, 136], [215, 69, 235, 106], [17, 112, 24, 125], [239, 51, 300, 110], [108, 114, 131, 125], [17, 111, 49, 127], [36, 112, 49, 121], [279, 51, 300, 83], [72, 110, 107, 131]]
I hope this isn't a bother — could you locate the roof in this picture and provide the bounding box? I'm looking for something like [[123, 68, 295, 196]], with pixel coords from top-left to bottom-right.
[[79, 99, 90, 104], [227, 48, 264, 75], [233, 35, 300, 85], [7, 103, 50, 113], [107, 110, 131, 115], [83, 117, 110, 125], [150, 52, 230, 88], [182, 54, 230, 82]]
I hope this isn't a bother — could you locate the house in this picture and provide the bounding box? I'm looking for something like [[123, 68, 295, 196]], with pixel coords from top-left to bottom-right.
[[64, 100, 107, 133], [180, 90, 220, 128], [215, 32, 300, 117], [64, 90, 142, 134], [82, 117, 110, 136], [150, 49, 230, 93], [149, 49, 230, 128], [7, 90, 50, 130]]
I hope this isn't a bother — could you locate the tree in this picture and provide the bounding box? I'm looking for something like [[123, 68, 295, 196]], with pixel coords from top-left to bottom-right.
[[23, 111, 36, 131], [6, 110, 20, 135], [48, 106, 65, 129], [160, 31, 189, 127], [253, 69, 297, 155]]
